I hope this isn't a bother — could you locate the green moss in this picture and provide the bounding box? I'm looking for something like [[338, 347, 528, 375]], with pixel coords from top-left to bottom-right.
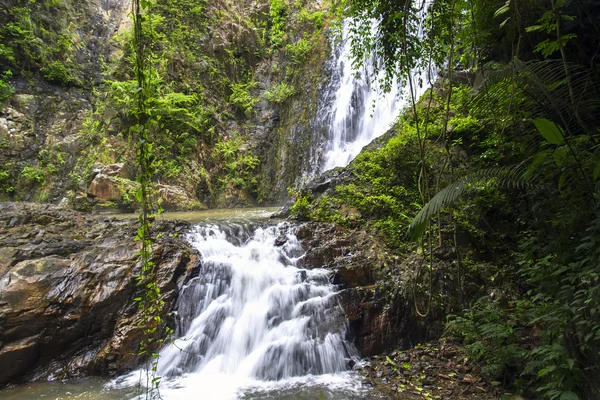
[[305, 132, 422, 249]]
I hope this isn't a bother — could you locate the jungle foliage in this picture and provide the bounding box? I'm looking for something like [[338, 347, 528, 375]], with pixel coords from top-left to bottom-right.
[[289, 0, 600, 398], [1, 0, 332, 206], [0, 0, 83, 87]]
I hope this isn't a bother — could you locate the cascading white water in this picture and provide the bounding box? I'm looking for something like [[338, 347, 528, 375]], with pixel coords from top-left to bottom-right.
[[311, 21, 430, 175], [129, 222, 367, 399], [320, 22, 402, 172]]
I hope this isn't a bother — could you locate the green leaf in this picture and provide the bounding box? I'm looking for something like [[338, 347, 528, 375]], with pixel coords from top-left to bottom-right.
[[533, 118, 565, 145], [525, 25, 543, 32], [499, 17, 511, 28], [559, 391, 580, 400], [494, 0, 511, 18], [553, 147, 567, 167], [538, 365, 557, 377], [593, 159, 600, 181]]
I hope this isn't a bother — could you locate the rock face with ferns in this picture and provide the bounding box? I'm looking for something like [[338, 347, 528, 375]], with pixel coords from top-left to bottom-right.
[[0, 0, 330, 209]]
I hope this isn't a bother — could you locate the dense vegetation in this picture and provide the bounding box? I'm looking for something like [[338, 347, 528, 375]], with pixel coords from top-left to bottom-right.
[[291, 0, 600, 398], [0, 0, 331, 208]]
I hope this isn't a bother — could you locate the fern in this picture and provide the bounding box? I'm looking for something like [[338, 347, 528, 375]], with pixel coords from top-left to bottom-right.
[[408, 162, 530, 239], [472, 60, 600, 136]]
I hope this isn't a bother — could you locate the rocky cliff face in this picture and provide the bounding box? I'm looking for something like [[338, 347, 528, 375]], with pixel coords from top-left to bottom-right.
[[0, 202, 199, 384], [0, 0, 332, 209]]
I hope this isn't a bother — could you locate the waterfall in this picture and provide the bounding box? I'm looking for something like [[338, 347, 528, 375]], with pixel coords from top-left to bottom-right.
[[307, 21, 429, 178], [319, 23, 401, 172], [136, 222, 364, 399]]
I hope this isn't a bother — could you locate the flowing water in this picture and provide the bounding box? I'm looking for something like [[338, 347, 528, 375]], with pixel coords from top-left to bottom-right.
[[2, 211, 393, 399], [111, 220, 384, 399], [306, 20, 431, 178], [319, 22, 402, 173]]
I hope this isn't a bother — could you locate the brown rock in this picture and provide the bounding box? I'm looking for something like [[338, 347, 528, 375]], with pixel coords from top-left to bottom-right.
[[100, 163, 127, 178], [155, 184, 205, 211], [334, 264, 375, 287], [0, 202, 198, 384], [87, 174, 125, 202], [0, 335, 40, 383]]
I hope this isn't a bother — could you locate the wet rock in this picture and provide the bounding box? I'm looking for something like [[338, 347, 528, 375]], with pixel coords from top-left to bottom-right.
[[274, 235, 287, 247], [0, 202, 199, 384], [334, 264, 375, 287], [296, 222, 431, 356]]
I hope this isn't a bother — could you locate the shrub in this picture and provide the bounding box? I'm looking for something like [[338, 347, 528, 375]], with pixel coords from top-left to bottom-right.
[[42, 61, 78, 86], [286, 35, 312, 64], [229, 81, 258, 115], [298, 10, 325, 30], [0, 70, 15, 103], [269, 0, 288, 47], [265, 82, 296, 103], [21, 165, 45, 185]]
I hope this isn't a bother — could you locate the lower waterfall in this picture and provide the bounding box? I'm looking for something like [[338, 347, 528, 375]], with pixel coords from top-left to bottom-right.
[[115, 221, 378, 399]]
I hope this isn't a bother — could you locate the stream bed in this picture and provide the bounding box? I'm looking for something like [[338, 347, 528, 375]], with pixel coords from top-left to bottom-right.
[[0, 208, 400, 400]]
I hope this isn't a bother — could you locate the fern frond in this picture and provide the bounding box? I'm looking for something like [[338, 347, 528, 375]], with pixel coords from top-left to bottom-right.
[[472, 60, 600, 136], [407, 163, 529, 240]]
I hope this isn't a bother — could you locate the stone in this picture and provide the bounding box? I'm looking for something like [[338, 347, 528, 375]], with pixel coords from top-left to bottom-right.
[[100, 163, 127, 178], [87, 174, 123, 202], [274, 235, 287, 247], [11, 94, 37, 115], [155, 184, 204, 211], [0, 335, 41, 383], [334, 264, 375, 287], [0, 202, 198, 384]]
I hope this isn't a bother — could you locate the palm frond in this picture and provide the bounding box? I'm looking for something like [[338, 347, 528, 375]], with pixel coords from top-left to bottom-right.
[[407, 163, 529, 240], [472, 60, 600, 136]]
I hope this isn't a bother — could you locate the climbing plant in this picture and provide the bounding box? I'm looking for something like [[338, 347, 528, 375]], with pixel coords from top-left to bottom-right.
[[130, 0, 171, 397]]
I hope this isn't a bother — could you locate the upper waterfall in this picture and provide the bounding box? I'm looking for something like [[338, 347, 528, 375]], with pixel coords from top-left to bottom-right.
[[305, 20, 429, 179], [320, 23, 402, 172]]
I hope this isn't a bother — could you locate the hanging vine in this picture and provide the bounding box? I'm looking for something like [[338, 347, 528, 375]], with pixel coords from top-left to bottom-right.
[[130, 0, 171, 398]]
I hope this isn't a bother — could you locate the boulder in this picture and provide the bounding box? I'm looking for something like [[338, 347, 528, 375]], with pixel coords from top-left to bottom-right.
[[0, 202, 199, 384], [155, 184, 204, 211], [296, 222, 437, 357], [86, 174, 124, 202], [98, 163, 128, 178]]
